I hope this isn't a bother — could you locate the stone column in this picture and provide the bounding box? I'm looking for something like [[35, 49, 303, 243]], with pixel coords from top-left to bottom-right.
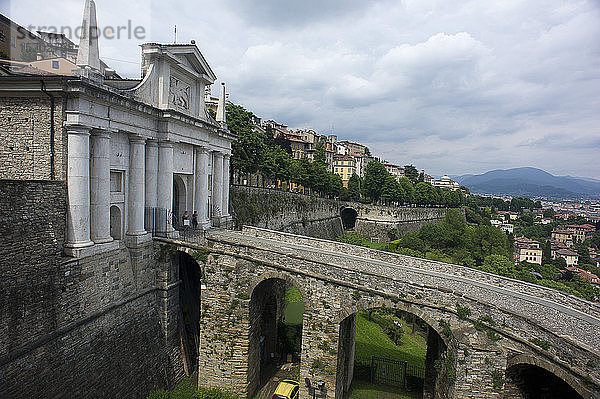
[[65, 125, 93, 254], [145, 139, 159, 232], [212, 151, 223, 224], [126, 135, 146, 238], [195, 146, 210, 227], [157, 140, 174, 233], [222, 153, 231, 218], [90, 130, 112, 244]]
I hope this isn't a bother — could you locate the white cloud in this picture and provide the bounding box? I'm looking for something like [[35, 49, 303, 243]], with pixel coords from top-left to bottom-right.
[[4, 0, 600, 178]]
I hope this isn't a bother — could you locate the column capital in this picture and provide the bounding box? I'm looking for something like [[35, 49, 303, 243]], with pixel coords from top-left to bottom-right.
[[128, 134, 146, 144], [158, 139, 173, 148], [65, 124, 91, 136], [196, 146, 209, 154], [146, 138, 159, 147], [223, 153, 231, 160], [90, 129, 111, 139]]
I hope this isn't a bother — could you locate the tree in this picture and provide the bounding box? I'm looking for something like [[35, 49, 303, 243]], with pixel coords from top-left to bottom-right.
[[364, 160, 388, 202], [328, 173, 344, 197], [314, 142, 327, 167], [478, 254, 514, 277], [260, 145, 291, 183], [231, 130, 265, 176], [414, 182, 434, 206], [347, 174, 362, 202], [543, 208, 556, 219], [399, 177, 414, 204], [467, 225, 510, 265], [404, 165, 419, 184], [227, 104, 266, 176], [381, 175, 401, 204]]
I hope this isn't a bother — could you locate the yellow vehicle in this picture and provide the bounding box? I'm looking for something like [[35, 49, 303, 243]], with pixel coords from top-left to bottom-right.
[[272, 379, 300, 399]]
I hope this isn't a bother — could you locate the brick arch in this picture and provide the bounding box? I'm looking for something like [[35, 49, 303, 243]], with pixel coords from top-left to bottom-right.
[[335, 295, 451, 345], [247, 270, 310, 312], [507, 353, 588, 399]]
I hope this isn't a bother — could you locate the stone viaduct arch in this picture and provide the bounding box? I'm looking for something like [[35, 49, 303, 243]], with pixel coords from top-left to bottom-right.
[[505, 354, 586, 399], [340, 207, 358, 230], [164, 227, 600, 399]]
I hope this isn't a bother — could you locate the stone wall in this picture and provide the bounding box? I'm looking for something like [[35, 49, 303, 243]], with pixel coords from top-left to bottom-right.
[[230, 185, 343, 239], [230, 186, 455, 241], [0, 180, 184, 398], [351, 205, 449, 242], [0, 96, 67, 180]]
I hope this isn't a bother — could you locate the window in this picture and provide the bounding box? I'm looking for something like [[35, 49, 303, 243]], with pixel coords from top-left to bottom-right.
[[110, 171, 123, 192], [52, 60, 59, 69], [0, 29, 5, 42]]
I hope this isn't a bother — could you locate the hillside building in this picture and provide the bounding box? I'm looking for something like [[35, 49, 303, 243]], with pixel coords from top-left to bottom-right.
[[514, 237, 542, 265], [434, 175, 460, 191], [333, 154, 356, 188]]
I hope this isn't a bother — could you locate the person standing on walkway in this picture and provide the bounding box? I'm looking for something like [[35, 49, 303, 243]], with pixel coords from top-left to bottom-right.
[[191, 211, 198, 229]]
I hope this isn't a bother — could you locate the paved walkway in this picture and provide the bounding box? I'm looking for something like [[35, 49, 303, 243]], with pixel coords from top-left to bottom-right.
[[252, 362, 300, 399]]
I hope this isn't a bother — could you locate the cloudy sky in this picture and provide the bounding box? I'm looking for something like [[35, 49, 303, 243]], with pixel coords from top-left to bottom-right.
[[4, 0, 600, 179]]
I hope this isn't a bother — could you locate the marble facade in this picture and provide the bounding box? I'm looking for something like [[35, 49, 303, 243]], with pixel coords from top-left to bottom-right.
[[61, 0, 235, 257]]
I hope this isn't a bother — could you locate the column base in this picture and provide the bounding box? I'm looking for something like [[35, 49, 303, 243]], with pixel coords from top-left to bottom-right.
[[92, 236, 114, 245], [64, 240, 120, 258], [199, 219, 211, 230], [125, 232, 152, 247], [211, 215, 233, 228]]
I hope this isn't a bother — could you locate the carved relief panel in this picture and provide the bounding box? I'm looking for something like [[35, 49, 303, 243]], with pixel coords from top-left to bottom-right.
[[169, 76, 191, 110]]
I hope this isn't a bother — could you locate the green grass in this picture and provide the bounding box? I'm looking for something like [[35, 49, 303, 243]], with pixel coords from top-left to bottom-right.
[[354, 312, 426, 369], [285, 286, 303, 303], [284, 302, 304, 325], [349, 380, 422, 399], [284, 287, 304, 325], [170, 372, 197, 399]]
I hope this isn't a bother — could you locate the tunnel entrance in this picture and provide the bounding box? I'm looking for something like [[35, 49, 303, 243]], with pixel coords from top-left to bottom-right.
[[335, 307, 447, 399], [248, 278, 304, 398], [505, 363, 584, 399], [341, 208, 358, 230], [178, 251, 203, 375]]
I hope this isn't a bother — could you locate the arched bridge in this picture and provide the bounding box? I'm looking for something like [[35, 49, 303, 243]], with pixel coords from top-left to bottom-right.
[[163, 226, 600, 399]]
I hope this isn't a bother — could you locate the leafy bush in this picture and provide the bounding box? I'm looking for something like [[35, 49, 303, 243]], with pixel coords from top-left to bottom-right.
[[148, 390, 170, 399], [192, 387, 240, 399]]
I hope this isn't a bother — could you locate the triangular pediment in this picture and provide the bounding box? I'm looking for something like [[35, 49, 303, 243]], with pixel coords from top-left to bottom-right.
[[167, 46, 217, 84], [141, 43, 217, 84]]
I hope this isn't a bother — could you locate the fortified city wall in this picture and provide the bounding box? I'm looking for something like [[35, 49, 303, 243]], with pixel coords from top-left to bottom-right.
[[230, 185, 451, 241], [352, 204, 448, 241], [0, 96, 67, 180], [0, 180, 183, 398], [230, 185, 344, 239]]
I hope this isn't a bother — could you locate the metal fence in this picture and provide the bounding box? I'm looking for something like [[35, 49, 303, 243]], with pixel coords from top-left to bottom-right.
[[371, 356, 408, 387], [356, 356, 425, 388], [145, 207, 209, 245]]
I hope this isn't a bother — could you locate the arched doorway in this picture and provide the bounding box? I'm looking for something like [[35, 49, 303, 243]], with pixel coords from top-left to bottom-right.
[[178, 251, 203, 375], [341, 208, 358, 230], [109, 205, 122, 240], [335, 307, 447, 399], [248, 278, 304, 398], [505, 360, 584, 399], [173, 175, 187, 228]]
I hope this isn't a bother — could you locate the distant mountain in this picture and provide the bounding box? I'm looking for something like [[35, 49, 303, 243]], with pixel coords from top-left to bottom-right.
[[452, 167, 600, 199]]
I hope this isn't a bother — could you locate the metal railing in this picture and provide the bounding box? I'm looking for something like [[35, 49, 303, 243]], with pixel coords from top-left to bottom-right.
[[354, 356, 425, 388], [145, 206, 233, 246]]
